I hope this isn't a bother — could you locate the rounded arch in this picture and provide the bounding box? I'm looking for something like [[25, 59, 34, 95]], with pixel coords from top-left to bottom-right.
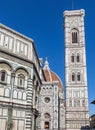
[[44, 113, 51, 129], [0, 60, 13, 71], [15, 68, 28, 88], [18, 91, 22, 99], [23, 92, 26, 100], [14, 66, 29, 75], [71, 27, 79, 32], [4, 88, 10, 97], [44, 113, 51, 119], [13, 90, 17, 99], [0, 70, 7, 82]]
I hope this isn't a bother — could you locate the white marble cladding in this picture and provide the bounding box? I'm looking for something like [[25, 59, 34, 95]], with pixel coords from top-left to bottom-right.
[[64, 9, 85, 17], [40, 83, 59, 129], [0, 31, 13, 50], [64, 10, 85, 47], [0, 24, 41, 75], [64, 9, 89, 130], [65, 47, 86, 66]]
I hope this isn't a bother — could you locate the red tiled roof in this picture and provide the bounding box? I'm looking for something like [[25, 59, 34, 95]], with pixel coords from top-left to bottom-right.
[[44, 69, 63, 92]]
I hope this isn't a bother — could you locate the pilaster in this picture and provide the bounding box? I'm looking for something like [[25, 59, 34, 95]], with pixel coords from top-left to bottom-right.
[[7, 72, 15, 130], [25, 78, 33, 130]]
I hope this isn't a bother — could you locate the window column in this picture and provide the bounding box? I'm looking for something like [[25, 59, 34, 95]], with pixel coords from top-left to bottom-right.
[[7, 72, 15, 130]]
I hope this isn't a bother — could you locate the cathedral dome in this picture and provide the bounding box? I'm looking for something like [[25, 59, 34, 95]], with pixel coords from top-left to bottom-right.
[[43, 58, 63, 92]]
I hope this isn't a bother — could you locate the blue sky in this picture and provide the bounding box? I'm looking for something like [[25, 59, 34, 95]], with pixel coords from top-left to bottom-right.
[[0, 0, 95, 116]]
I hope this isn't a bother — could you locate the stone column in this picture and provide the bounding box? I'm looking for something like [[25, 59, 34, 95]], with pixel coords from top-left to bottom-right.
[[7, 106, 13, 130], [32, 81, 36, 130], [7, 72, 15, 130], [36, 86, 41, 130], [10, 72, 15, 100], [25, 78, 33, 130]]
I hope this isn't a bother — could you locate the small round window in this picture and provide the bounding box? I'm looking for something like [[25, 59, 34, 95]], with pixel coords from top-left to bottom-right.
[[44, 97, 50, 103]]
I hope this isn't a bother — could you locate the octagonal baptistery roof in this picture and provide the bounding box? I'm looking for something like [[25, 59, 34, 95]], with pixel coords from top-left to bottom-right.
[[43, 58, 63, 93]]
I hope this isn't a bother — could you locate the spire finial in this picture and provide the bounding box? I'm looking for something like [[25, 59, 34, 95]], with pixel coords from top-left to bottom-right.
[[43, 57, 50, 70]]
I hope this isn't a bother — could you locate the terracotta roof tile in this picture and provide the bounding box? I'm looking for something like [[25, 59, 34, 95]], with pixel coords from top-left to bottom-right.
[[44, 69, 63, 92]]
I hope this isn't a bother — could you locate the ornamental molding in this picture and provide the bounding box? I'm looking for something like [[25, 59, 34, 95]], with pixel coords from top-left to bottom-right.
[[68, 16, 81, 27]]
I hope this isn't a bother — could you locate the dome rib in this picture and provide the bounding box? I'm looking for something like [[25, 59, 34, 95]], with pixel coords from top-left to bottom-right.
[[44, 69, 63, 92]]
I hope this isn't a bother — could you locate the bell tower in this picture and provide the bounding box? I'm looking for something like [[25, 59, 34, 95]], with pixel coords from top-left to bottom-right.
[[64, 9, 89, 130]]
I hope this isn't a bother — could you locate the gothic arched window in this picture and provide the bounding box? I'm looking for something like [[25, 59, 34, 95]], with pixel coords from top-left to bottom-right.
[[71, 29, 79, 43], [72, 73, 75, 82], [71, 54, 75, 62], [77, 72, 81, 81], [77, 53, 80, 62], [0, 70, 7, 83], [18, 74, 25, 87]]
